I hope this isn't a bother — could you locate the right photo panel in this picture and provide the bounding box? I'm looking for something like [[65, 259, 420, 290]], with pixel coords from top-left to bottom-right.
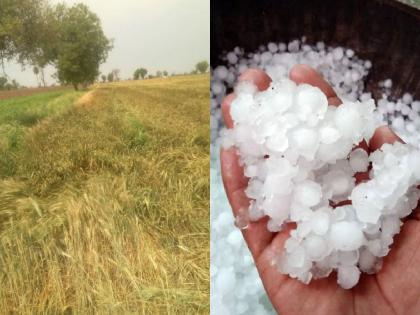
[[211, 1, 420, 314]]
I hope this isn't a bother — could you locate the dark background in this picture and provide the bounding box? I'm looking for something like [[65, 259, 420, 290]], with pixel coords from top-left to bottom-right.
[[211, 0, 420, 99]]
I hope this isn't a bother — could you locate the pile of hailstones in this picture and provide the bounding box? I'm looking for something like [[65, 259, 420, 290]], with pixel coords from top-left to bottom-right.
[[222, 79, 420, 289]]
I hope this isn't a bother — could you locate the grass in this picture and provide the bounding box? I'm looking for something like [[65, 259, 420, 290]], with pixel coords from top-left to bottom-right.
[[0, 75, 210, 314]]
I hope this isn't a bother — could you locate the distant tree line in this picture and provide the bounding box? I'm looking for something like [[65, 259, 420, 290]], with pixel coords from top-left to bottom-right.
[[0, 0, 112, 90], [0, 76, 20, 91], [98, 60, 209, 83]]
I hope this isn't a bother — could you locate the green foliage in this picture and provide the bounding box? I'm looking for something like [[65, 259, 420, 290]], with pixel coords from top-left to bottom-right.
[[139, 68, 147, 79], [101, 74, 106, 82], [133, 68, 148, 80], [0, 76, 20, 90], [0, 0, 57, 77], [107, 72, 114, 82], [124, 118, 148, 150], [55, 4, 112, 90], [0, 90, 80, 125], [0, 1, 111, 89], [0, 89, 80, 175], [195, 60, 209, 74], [0, 77, 7, 89], [0, 123, 24, 176], [0, 0, 37, 65]]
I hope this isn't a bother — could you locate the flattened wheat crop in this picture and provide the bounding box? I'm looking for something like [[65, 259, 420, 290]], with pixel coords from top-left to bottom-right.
[[0, 75, 209, 314]]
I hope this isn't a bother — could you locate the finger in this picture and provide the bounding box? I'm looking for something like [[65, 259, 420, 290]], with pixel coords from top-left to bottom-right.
[[221, 93, 235, 129], [289, 64, 341, 106], [221, 69, 272, 129], [255, 225, 295, 297], [220, 148, 275, 258], [369, 126, 404, 152], [220, 68, 274, 258], [238, 68, 272, 91], [220, 147, 248, 199]]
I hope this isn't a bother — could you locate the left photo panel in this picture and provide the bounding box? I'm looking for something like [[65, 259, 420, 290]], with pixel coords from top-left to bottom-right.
[[0, 0, 210, 314]]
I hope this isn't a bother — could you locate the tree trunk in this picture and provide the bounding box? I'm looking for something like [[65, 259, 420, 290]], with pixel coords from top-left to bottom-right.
[[40, 68, 46, 87], [35, 73, 40, 87], [0, 54, 9, 78]]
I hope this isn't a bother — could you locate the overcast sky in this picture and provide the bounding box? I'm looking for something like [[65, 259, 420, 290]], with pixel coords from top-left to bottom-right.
[[5, 0, 209, 87]]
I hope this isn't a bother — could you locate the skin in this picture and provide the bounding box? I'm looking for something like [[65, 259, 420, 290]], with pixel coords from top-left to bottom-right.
[[220, 65, 420, 315]]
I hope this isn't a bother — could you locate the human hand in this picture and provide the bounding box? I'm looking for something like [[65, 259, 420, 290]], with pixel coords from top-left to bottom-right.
[[220, 65, 420, 315]]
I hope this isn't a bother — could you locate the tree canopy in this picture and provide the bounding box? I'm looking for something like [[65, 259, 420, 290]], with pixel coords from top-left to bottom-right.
[[133, 68, 147, 80], [55, 4, 112, 89], [195, 60, 209, 74], [0, 75, 20, 90], [0, 0, 112, 89]]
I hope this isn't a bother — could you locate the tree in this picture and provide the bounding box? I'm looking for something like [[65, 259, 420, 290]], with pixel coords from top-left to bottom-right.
[[0, 0, 58, 83], [107, 72, 114, 82], [133, 67, 148, 80], [28, 4, 61, 87], [0, 0, 44, 76], [163, 70, 168, 77], [195, 60, 209, 74], [0, 77, 7, 90], [55, 4, 112, 90], [0, 76, 19, 90], [1, 2, 111, 88], [16, 1, 58, 86], [101, 74, 106, 82], [33, 66, 40, 86], [139, 68, 147, 79], [156, 71, 162, 78], [111, 69, 120, 82], [11, 79, 19, 89]]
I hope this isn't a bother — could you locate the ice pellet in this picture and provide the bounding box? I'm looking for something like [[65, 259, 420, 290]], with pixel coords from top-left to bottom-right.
[[211, 39, 420, 313], [349, 148, 369, 172]]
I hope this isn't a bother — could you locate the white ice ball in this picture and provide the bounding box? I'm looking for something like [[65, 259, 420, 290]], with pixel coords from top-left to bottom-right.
[[337, 265, 360, 289], [294, 84, 328, 122], [294, 180, 322, 207], [349, 148, 369, 172], [330, 220, 365, 251], [334, 103, 362, 138], [351, 184, 383, 224], [310, 209, 331, 235], [303, 235, 329, 261]]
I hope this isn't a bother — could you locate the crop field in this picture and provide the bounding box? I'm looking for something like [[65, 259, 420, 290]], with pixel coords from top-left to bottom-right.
[[0, 86, 72, 101], [0, 74, 210, 314]]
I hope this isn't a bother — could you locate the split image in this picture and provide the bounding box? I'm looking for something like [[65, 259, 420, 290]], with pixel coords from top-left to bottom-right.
[[2, 0, 420, 314]]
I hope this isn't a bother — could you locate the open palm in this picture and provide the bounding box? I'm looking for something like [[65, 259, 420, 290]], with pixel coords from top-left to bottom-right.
[[220, 65, 420, 315]]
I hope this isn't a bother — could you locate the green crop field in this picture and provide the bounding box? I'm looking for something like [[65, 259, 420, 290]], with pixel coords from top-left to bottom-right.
[[0, 75, 210, 314]]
